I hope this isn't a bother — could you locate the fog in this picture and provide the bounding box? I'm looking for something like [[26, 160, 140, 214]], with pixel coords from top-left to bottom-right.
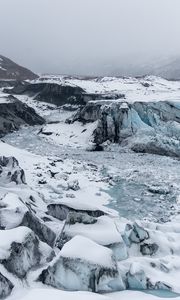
[[0, 0, 180, 75]]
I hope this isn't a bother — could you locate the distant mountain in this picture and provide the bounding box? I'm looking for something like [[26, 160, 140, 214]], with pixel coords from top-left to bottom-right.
[[110, 56, 180, 80], [0, 55, 38, 80]]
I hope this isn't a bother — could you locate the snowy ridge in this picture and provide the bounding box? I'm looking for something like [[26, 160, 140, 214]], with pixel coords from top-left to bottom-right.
[[32, 75, 180, 103]]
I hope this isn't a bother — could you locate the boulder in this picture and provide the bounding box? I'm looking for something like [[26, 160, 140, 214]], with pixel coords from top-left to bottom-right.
[[39, 235, 124, 292], [0, 193, 28, 229], [0, 156, 26, 184], [0, 227, 54, 278], [124, 222, 149, 244]]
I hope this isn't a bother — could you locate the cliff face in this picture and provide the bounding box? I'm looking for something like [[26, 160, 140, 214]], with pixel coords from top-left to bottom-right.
[[0, 95, 45, 137], [72, 100, 180, 157], [5, 82, 86, 106], [0, 55, 38, 80]]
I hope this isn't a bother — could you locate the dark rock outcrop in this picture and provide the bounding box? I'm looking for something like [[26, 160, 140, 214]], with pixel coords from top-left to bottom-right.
[[0, 80, 17, 88], [21, 211, 56, 247], [6, 82, 86, 106], [47, 203, 105, 221], [0, 96, 45, 137]]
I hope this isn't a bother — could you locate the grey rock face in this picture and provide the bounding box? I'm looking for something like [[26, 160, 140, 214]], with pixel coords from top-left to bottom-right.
[[0, 156, 26, 184], [0, 231, 41, 278], [0, 55, 38, 80], [0, 272, 14, 299], [21, 211, 56, 247], [0, 80, 17, 88], [47, 203, 105, 222], [7, 82, 86, 106], [0, 96, 45, 137]]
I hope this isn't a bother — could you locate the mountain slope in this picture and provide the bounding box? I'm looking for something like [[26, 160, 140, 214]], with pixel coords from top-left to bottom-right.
[[0, 55, 38, 80]]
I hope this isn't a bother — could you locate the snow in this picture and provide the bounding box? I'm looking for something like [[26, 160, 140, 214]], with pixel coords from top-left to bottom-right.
[[40, 120, 98, 148], [7, 288, 180, 300], [8, 288, 109, 300], [0, 227, 32, 259], [108, 290, 180, 300], [64, 216, 122, 246], [60, 235, 114, 268], [1, 193, 24, 210], [32, 75, 180, 103], [0, 193, 28, 229]]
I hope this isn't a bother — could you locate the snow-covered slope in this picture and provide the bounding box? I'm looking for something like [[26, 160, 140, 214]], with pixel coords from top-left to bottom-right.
[[32, 75, 180, 103]]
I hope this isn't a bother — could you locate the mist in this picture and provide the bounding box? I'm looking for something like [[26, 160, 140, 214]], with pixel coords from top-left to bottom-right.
[[1, 0, 180, 75]]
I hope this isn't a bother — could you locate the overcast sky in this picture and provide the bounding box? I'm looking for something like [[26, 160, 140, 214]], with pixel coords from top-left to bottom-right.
[[1, 0, 180, 75]]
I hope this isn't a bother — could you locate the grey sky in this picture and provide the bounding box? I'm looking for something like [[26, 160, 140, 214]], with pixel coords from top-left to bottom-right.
[[0, 0, 180, 75]]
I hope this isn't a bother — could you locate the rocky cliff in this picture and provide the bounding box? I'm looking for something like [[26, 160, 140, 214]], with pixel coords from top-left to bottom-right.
[[0, 55, 38, 80], [0, 95, 45, 137], [6, 82, 86, 106]]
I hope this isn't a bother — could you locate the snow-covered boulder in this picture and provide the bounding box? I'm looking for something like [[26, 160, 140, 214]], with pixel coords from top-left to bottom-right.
[[0, 192, 56, 247], [0, 193, 28, 229], [124, 259, 176, 292], [57, 216, 128, 261], [67, 179, 80, 191], [124, 222, 149, 245], [39, 235, 124, 292], [0, 227, 54, 278], [0, 156, 26, 184]]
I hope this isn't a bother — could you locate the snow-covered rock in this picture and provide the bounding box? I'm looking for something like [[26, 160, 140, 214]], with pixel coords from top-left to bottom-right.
[[67, 179, 80, 191], [39, 235, 124, 292], [57, 216, 128, 261], [0, 227, 54, 278], [0, 193, 28, 229], [0, 156, 26, 184]]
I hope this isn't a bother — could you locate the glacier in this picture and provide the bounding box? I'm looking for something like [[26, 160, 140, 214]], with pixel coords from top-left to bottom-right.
[[0, 75, 180, 300]]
